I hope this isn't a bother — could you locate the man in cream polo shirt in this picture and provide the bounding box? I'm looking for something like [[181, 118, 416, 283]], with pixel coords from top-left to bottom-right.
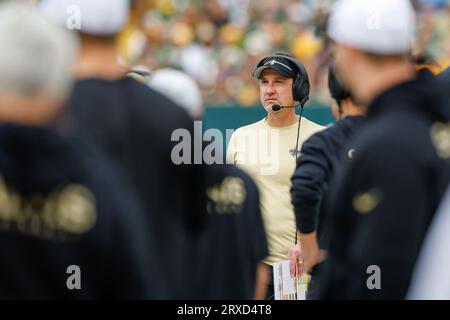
[[227, 53, 324, 298]]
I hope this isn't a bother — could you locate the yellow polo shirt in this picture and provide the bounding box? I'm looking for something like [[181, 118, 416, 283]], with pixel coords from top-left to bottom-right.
[[227, 117, 324, 265]]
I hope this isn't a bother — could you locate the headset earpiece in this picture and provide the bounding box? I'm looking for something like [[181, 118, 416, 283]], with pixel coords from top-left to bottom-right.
[[273, 54, 310, 106]]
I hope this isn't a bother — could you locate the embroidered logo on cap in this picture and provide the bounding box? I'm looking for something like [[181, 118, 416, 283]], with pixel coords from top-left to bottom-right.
[[264, 59, 293, 71]]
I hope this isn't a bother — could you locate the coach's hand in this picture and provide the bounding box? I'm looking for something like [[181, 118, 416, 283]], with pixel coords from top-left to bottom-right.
[[299, 232, 327, 274], [288, 242, 303, 277]]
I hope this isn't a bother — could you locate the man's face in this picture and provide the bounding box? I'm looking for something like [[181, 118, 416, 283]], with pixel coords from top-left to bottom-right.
[[259, 69, 295, 113]]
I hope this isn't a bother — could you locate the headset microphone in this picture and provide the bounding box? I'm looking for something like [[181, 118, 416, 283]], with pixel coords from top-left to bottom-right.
[[271, 104, 296, 112]]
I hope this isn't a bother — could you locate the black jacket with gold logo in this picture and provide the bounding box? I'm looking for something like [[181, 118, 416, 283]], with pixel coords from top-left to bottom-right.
[[317, 71, 450, 299], [0, 124, 161, 299]]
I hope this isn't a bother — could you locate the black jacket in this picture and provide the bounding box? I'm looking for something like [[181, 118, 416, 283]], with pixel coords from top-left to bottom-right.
[[0, 124, 160, 299], [68, 77, 205, 232], [317, 71, 450, 299], [291, 116, 365, 249], [183, 164, 268, 299], [67, 78, 206, 298], [439, 67, 450, 87]]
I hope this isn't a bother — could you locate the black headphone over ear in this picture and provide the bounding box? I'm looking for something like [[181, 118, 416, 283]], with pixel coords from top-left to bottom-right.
[[328, 63, 350, 101], [254, 53, 310, 107]]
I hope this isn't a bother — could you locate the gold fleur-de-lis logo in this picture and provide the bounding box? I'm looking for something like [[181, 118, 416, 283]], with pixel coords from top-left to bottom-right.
[[348, 148, 355, 159], [56, 185, 97, 234], [430, 122, 450, 160], [353, 188, 381, 215], [206, 177, 247, 214]]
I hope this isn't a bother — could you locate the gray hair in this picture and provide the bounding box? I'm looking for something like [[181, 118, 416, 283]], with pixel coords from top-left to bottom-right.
[[0, 2, 78, 99]]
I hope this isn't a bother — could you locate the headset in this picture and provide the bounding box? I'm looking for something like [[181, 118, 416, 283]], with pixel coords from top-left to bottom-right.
[[328, 63, 351, 119], [328, 63, 350, 101], [253, 53, 310, 107]]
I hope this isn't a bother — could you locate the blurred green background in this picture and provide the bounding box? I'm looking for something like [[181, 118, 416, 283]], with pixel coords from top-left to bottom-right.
[[204, 103, 334, 132], [203, 102, 334, 150]]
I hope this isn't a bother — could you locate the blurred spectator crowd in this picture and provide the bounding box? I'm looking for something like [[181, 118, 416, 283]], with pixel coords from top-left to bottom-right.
[[118, 0, 450, 107]]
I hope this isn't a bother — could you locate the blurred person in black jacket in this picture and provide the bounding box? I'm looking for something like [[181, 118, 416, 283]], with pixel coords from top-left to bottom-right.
[[40, 0, 205, 298], [290, 64, 366, 299], [148, 68, 269, 299], [0, 2, 160, 299], [316, 0, 450, 299], [439, 67, 450, 88]]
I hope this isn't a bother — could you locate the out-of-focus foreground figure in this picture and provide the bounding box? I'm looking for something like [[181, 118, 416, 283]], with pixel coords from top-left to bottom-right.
[[0, 2, 159, 299], [40, 0, 206, 298], [316, 0, 450, 299], [148, 68, 269, 299]]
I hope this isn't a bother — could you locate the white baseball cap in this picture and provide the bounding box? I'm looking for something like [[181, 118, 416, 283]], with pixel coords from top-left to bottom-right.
[[0, 2, 78, 99], [39, 0, 129, 35], [327, 0, 416, 54], [147, 69, 204, 119]]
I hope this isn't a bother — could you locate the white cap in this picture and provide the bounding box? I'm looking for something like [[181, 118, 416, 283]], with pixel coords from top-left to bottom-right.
[[147, 69, 203, 119], [0, 2, 78, 99], [327, 0, 416, 54], [39, 0, 129, 36]]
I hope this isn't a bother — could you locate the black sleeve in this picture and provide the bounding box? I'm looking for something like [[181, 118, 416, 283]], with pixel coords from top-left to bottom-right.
[[291, 132, 333, 234], [322, 142, 429, 299]]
